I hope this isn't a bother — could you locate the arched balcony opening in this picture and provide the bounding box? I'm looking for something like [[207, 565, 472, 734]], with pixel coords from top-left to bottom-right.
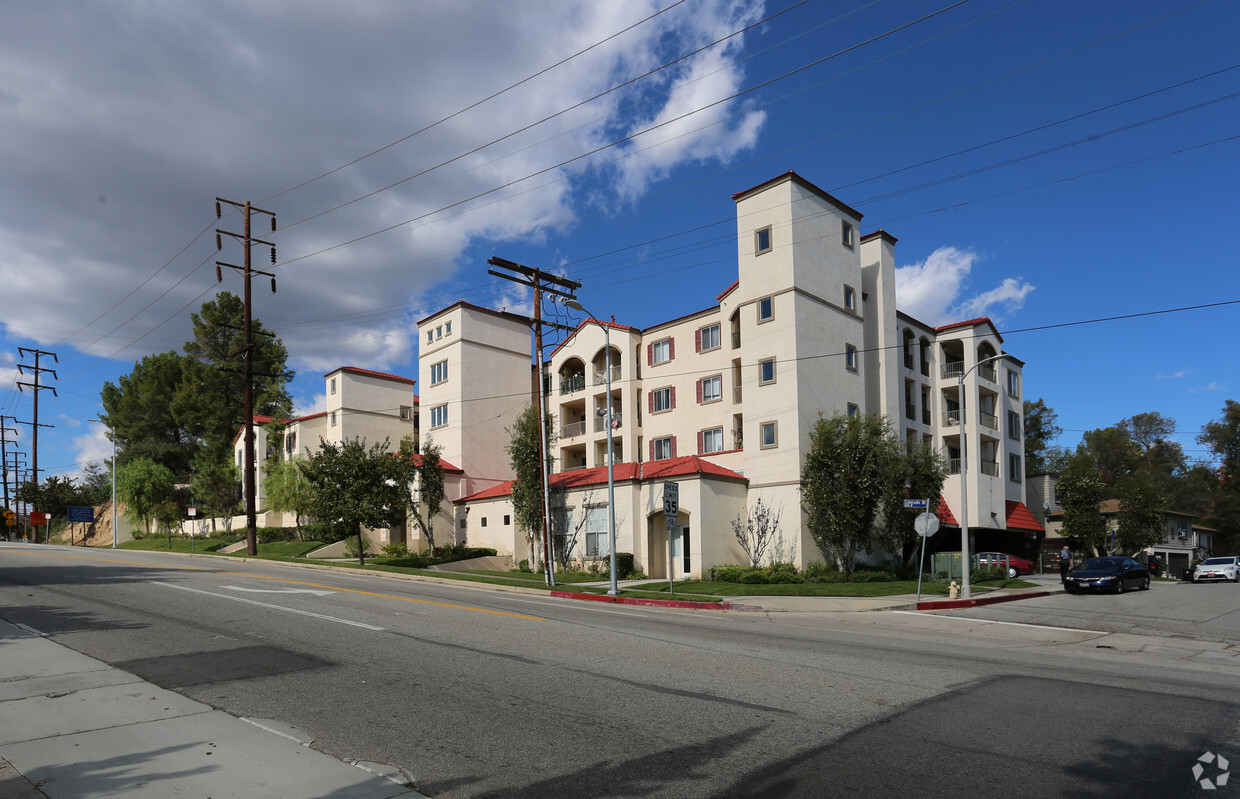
[[559, 357, 586, 396], [919, 337, 932, 377], [902, 329, 916, 370], [591, 345, 622, 386]]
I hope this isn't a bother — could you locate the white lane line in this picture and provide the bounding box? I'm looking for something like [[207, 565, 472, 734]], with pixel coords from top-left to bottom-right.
[[221, 585, 336, 597], [891, 610, 1108, 635], [151, 581, 384, 630]]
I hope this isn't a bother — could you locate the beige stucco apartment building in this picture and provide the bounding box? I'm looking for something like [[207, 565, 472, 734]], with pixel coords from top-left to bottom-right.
[[419, 171, 1042, 578]]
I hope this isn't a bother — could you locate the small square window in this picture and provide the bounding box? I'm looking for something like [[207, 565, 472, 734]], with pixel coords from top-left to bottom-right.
[[758, 296, 773, 322], [652, 338, 671, 365], [755, 226, 772, 255], [427, 330, 434, 344], [653, 437, 673, 460], [698, 323, 720, 352], [841, 220, 854, 248], [844, 285, 856, 311], [759, 358, 776, 385], [700, 375, 722, 403], [653, 387, 672, 413], [460, 518, 467, 529], [481, 517, 488, 528], [845, 344, 858, 371], [701, 427, 724, 454], [847, 403, 859, 417], [445, 321, 452, 335], [504, 514, 511, 525], [760, 421, 778, 449], [400, 405, 412, 421], [436, 325, 443, 340]]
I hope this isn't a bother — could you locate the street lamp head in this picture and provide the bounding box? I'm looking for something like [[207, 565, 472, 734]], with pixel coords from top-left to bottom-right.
[[565, 299, 590, 316]]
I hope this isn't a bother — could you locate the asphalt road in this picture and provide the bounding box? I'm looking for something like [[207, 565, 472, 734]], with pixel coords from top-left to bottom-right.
[[2, 544, 1238, 798]]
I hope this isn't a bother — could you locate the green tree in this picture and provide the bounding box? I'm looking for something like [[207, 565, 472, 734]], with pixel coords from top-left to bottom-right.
[[406, 437, 446, 553], [801, 412, 899, 572], [1023, 398, 1065, 475], [189, 448, 241, 535], [1199, 399, 1240, 549], [79, 461, 114, 506], [507, 405, 554, 572], [873, 439, 948, 570], [100, 351, 196, 477], [117, 457, 175, 537], [1056, 452, 1108, 555], [263, 455, 313, 530], [301, 438, 410, 565], [1114, 472, 1168, 553]]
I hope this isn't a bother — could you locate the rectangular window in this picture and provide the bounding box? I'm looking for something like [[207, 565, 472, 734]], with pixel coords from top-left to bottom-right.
[[430, 360, 448, 385], [841, 220, 854, 248], [759, 358, 776, 385], [760, 421, 778, 449], [1007, 410, 1021, 440], [653, 436, 673, 460], [444, 321, 452, 335], [701, 427, 724, 454], [1009, 453, 1022, 483], [330, 411, 337, 427], [758, 296, 773, 322], [847, 403, 860, 417], [330, 378, 336, 395], [1007, 369, 1020, 397], [481, 517, 487, 528], [503, 514, 511, 525], [435, 325, 443, 340], [400, 405, 412, 421], [426, 330, 434, 344], [755, 226, 772, 255], [845, 344, 858, 371], [652, 387, 672, 413], [430, 404, 448, 429], [651, 338, 671, 365], [844, 285, 856, 311], [585, 506, 609, 557], [699, 375, 722, 403], [697, 323, 720, 352]]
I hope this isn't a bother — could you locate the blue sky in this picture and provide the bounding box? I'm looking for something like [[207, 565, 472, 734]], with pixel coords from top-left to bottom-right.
[[1, 0, 1236, 486]]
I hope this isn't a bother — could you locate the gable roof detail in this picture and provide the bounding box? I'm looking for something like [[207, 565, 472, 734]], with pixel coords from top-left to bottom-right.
[[731, 170, 863, 220], [455, 455, 748, 503], [326, 366, 416, 385]]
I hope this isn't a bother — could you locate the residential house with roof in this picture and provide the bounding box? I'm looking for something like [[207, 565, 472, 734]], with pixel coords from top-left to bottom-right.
[[425, 170, 1041, 578]]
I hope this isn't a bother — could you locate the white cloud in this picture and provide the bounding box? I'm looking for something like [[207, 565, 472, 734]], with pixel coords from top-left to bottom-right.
[[895, 247, 1034, 327], [1156, 370, 1191, 380], [1189, 382, 1225, 393], [73, 425, 113, 473]]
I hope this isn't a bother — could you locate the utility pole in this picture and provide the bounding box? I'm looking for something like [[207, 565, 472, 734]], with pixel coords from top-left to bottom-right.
[[17, 348, 57, 542], [0, 416, 16, 518], [487, 257, 581, 587], [215, 198, 278, 558], [7, 453, 28, 540]]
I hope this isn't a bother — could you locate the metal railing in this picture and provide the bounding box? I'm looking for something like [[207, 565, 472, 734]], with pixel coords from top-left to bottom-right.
[[560, 375, 585, 395], [980, 460, 999, 477], [945, 409, 963, 426], [562, 420, 586, 438], [978, 364, 997, 383], [980, 412, 998, 430], [594, 413, 622, 433], [947, 458, 961, 474], [733, 385, 743, 403], [732, 331, 741, 349], [943, 361, 964, 379], [593, 365, 620, 385], [922, 408, 931, 426]]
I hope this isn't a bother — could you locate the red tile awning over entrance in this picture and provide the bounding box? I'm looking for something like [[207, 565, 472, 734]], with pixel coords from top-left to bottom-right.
[[1005, 500, 1044, 532]]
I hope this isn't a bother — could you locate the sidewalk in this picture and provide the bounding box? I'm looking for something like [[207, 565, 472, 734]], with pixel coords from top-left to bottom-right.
[[0, 620, 426, 799]]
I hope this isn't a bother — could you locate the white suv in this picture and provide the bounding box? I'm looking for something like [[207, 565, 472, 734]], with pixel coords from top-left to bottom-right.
[[1193, 556, 1240, 583]]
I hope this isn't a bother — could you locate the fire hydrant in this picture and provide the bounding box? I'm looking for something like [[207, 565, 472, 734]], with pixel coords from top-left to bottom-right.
[[949, 580, 959, 600]]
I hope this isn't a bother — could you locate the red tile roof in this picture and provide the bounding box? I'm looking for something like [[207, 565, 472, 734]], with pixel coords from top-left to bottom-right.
[[936, 496, 958, 526], [934, 317, 1005, 344], [326, 366, 416, 385], [548, 318, 639, 360], [455, 455, 747, 503], [1005, 501, 1044, 532], [716, 281, 739, 301]]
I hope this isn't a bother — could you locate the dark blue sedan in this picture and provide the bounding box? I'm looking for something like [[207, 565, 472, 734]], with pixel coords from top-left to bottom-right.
[[1064, 556, 1151, 594]]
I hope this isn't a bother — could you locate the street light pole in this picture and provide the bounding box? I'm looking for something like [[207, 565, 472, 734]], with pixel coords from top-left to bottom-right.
[[957, 353, 1005, 599], [566, 300, 619, 597], [89, 419, 117, 549]]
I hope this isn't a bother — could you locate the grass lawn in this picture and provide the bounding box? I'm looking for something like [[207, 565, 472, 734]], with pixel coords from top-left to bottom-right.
[[221, 541, 325, 559], [119, 538, 230, 553], [461, 569, 605, 584]]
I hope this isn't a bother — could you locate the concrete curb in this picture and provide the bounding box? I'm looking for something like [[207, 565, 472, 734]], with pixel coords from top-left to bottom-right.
[[550, 590, 732, 610], [916, 589, 1053, 611]]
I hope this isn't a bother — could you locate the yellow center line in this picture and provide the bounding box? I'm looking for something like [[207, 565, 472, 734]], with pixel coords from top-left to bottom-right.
[[0, 549, 545, 621]]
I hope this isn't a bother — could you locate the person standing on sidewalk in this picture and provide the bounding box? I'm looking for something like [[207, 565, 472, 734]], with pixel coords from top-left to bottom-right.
[[1059, 545, 1072, 583]]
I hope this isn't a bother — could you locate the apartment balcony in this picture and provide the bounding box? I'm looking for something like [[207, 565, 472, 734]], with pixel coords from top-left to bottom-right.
[[733, 386, 742, 403], [593, 365, 621, 386], [594, 413, 622, 433], [945, 409, 964, 427], [943, 361, 964, 379], [562, 420, 586, 438], [978, 364, 997, 383], [980, 460, 999, 477], [905, 404, 916, 421], [560, 375, 586, 395], [979, 412, 998, 431], [947, 458, 961, 474], [922, 408, 932, 426], [904, 353, 914, 370], [732, 331, 741, 349]]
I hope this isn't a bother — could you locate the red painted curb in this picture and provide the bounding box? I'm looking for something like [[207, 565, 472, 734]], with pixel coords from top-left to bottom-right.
[[550, 590, 729, 610], [916, 590, 1051, 611]]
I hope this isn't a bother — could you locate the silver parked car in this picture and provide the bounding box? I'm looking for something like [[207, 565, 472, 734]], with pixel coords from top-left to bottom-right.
[[1192, 556, 1240, 583]]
